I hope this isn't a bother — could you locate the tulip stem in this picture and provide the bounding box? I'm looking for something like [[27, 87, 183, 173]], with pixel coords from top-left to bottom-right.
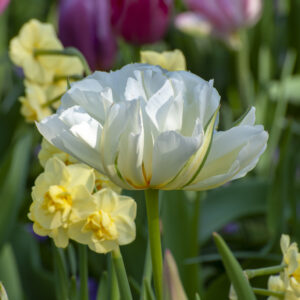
[[145, 189, 163, 300], [111, 247, 133, 300], [34, 47, 91, 75], [41, 93, 64, 108], [78, 244, 88, 300]]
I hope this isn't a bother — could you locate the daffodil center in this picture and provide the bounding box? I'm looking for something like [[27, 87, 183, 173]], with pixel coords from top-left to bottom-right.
[[292, 268, 300, 283], [43, 185, 72, 215], [83, 210, 118, 241]]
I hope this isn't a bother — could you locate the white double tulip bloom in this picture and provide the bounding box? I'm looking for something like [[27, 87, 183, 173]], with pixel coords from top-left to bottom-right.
[[37, 64, 268, 191]]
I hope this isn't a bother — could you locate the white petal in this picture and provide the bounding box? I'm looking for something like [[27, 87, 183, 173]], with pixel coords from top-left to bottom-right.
[[185, 125, 268, 190], [37, 108, 104, 173], [150, 129, 202, 187], [100, 101, 140, 189]]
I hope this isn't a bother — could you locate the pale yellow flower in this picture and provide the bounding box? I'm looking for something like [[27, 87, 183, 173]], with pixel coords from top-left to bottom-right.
[[28, 157, 95, 247], [38, 139, 121, 194], [54, 56, 84, 78], [140, 49, 186, 71], [38, 138, 78, 168], [19, 81, 52, 122], [9, 19, 63, 84], [68, 188, 136, 253], [267, 235, 300, 300], [94, 172, 122, 194]]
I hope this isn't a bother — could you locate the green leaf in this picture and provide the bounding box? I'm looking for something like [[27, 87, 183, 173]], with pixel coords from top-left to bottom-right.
[[0, 129, 32, 248], [200, 178, 268, 245], [161, 190, 201, 298], [0, 243, 23, 300], [97, 272, 108, 300], [213, 233, 256, 300], [268, 76, 300, 105]]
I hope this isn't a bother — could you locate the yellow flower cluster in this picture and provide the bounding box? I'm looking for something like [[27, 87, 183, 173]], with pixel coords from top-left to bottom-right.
[[28, 157, 136, 253], [268, 235, 300, 300], [9, 19, 84, 122], [140, 49, 186, 71]]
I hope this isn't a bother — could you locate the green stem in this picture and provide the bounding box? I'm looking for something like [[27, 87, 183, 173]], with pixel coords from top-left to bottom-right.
[[41, 93, 64, 108], [34, 47, 91, 75], [235, 30, 254, 109], [145, 189, 163, 300], [54, 74, 84, 82], [260, 50, 296, 175], [140, 241, 152, 300], [111, 247, 133, 300], [78, 244, 88, 300], [245, 264, 286, 279], [253, 288, 284, 298]]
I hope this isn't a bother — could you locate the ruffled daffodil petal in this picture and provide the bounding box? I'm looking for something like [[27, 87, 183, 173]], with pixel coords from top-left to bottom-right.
[[9, 19, 63, 84], [69, 188, 136, 253], [140, 49, 186, 71], [28, 157, 95, 247]]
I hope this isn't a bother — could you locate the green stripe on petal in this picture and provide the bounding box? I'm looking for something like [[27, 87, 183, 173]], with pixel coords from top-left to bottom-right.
[[162, 107, 219, 190]]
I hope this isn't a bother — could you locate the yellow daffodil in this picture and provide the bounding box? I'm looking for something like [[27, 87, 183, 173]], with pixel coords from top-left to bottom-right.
[[28, 157, 95, 247], [267, 235, 300, 299], [68, 188, 136, 253], [9, 19, 63, 84], [19, 81, 52, 122], [140, 49, 186, 71], [38, 139, 121, 194], [38, 138, 78, 167]]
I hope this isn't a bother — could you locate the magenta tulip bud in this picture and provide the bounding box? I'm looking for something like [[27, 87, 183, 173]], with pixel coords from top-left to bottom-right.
[[111, 0, 173, 45], [58, 0, 117, 71], [0, 0, 9, 14], [181, 0, 262, 37]]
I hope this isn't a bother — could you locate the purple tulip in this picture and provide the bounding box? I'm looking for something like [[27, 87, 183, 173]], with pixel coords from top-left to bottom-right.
[[0, 0, 9, 14], [177, 0, 262, 38], [111, 0, 173, 45], [58, 0, 117, 71]]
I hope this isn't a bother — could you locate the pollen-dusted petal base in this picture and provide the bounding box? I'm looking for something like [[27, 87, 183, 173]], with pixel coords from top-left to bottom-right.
[[37, 63, 268, 191]]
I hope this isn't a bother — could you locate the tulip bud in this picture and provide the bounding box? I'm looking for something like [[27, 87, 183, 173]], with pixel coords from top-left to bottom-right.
[[111, 0, 173, 44], [0, 0, 9, 14], [163, 249, 188, 300], [179, 0, 262, 38], [0, 282, 8, 300], [58, 0, 117, 71]]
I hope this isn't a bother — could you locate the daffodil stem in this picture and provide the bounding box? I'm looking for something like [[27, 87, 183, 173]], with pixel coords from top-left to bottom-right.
[[78, 244, 88, 300], [41, 93, 64, 108], [252, 288, 284, 298], [145, 189, 163, 300], [111, 247, 133, 300], [33, 47, 91, 75], [245, 264, 286, 279]]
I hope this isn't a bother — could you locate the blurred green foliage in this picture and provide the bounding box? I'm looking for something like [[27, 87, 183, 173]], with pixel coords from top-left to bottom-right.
[[0, 0, 299, 299]]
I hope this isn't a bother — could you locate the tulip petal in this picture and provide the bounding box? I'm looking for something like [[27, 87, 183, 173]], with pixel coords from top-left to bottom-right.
[[185, 124, 268, 190], [37, 106, 104, 173], [150, 129, 203, 187]]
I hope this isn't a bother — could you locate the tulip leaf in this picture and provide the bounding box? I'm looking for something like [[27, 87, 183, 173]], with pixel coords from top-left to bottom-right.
[[0, 243, 24, 300], [268, 76, 300, 105], [0, 129, 32, 247], [213, 233, 256, 300], [199, 178, 268, 245], [97, 272, 109, 300]]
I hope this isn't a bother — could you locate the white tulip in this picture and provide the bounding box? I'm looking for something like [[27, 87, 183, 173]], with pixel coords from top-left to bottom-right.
[[37, 64, 268, 191]]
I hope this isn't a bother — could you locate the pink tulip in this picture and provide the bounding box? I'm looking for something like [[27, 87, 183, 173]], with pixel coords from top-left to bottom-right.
[[58, 0, 117, 71], [0, 0, 9, 14], [111, 0, 173, 45], [178, 0, 262, 37]]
